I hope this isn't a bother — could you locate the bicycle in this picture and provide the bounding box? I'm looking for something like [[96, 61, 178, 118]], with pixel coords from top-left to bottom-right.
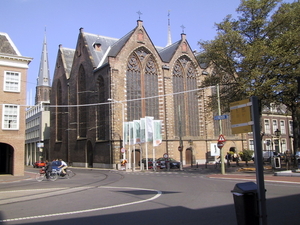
[[51, 168, 76, 181], [35, 169, 58, 182], [214, 158, 221, 169]]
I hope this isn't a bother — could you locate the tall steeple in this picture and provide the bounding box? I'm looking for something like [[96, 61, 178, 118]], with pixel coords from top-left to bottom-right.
[[166, 10, 172, 47], [35, 29, 51, 104]]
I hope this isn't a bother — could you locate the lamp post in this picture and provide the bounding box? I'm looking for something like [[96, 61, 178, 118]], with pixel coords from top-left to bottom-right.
[[188, 139, 193, 168], [108, 98, 125, 159], [274, 128, 281, 153]]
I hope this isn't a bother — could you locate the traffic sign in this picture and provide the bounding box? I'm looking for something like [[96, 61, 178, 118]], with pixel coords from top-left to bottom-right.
[[218, 134, 226, 142], [214, 115, 228, 120], [178, 146, 183, 151], [217, 141, 224, 149], [163, 153, 168, 159], [230, 99, 253, 134], [121, 148, 126, 153]]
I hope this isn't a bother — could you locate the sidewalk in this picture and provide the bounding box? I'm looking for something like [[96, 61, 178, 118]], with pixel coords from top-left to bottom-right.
[[0, 171, 36, 183], [182, 161, 300, 184]]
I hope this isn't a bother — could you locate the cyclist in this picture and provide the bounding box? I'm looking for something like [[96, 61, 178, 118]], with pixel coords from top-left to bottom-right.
[[45, 160, 52, 179], [58, 159, 68, 174]]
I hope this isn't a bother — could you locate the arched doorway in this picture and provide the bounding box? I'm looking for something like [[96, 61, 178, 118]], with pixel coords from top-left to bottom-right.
[[0, 143, 13, 174], [86, 141, 93, 168], [186, 148, 192, 166]]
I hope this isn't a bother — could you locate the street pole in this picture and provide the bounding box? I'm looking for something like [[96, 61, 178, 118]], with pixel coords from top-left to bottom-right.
[[251, 96, 267, 225], [217, 84, 225, 175]]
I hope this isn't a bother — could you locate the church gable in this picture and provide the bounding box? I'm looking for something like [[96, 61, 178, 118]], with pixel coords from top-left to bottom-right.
[[109, 20, 162, 65]]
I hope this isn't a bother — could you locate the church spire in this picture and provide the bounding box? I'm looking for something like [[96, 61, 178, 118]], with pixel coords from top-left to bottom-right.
[[166, 10, 172, 47], [35, 28, 51, 104], [37, 28, 50, 87]]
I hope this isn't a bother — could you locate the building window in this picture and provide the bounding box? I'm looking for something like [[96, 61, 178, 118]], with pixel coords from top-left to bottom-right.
[[265, 139, 272, 150], [126, 48, 159, 121], [4, 71, 20, 92], [249, 140, 254, 150], [280, 120, 286, 134], [97, 76, 108, 140], [281, 139, 287, 152], [289, 120, 293, 136], [272, 119, 278, 133], [2, 104, 19, 130], [173, 56, 199, 137], [78, 65, 87, 137], [56, 81, 63, 141], [264, 119, 270, 134]]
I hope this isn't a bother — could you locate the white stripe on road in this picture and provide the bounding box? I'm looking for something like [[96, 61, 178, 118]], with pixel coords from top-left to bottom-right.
[[0, 186, 162, 223]]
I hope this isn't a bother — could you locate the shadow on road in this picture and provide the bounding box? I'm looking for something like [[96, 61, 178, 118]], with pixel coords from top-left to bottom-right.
[[2, 193, 299, 225]]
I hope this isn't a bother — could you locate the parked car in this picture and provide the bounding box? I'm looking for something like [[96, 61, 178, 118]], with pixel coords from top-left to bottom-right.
[[33, 161, 45, 168], [157, 157, 181, 169], [139, 158, 156, 169], [262, 151, 282, 162]]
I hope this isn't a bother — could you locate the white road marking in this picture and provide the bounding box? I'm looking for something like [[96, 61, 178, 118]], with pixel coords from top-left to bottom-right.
[[0, 186, 162, 223]]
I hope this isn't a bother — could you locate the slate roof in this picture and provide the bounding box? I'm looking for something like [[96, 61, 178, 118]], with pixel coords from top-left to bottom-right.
[[83, 32, 118, 68], [108, 29, 135, 58], [60, 47, 75, 79], [0, 32, 20, 55], [81, 26, 193, 70], [158, 40, 181, 63]]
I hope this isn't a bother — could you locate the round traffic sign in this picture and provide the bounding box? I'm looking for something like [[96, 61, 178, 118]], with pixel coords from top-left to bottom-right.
[[163, 153, 168, 159], [217, 142, 224, 149], [178, 146, 183, 151]]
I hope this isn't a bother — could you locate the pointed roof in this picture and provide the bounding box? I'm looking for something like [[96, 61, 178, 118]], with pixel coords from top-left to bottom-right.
[[108, 29, 135, 58], [159, 40, 181, 63], [37, 32, 51, 87], [0, 32, 21, 55], [81, 31, 118, 68], [59, 45, 75, 79], [77, 21, 195, 70]]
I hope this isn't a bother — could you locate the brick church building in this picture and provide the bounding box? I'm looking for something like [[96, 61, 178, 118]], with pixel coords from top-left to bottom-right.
[[49, 20, 244, 169]]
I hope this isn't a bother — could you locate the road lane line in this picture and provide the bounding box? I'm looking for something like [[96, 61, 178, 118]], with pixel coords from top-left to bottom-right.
[[0, 186, 162, 223]]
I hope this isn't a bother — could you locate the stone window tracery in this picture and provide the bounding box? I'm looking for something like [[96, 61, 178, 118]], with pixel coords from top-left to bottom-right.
[[172, 56, 199, 137], [126, 48, 159, 121]]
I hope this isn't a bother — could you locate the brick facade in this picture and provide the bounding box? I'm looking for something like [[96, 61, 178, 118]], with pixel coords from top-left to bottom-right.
[[0, 32, 32, 175], [49, 21, 245, 169]]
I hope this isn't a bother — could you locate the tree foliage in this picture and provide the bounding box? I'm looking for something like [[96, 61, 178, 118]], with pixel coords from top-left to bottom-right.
[[198, 0, 300, 150]]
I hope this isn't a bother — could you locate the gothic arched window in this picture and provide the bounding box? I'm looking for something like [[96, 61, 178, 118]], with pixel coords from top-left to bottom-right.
[[78, 65, 87, 137], [56, 80, 63, 141], [97, 75, 108, 140], [126, 48, 159, 121], [172, 56, 199, 137]]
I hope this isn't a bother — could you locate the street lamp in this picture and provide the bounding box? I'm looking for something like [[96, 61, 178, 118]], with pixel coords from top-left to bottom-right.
[[274, 128, 281, 153], [188, 139, 193, 168], [108, 98, 125, 158]]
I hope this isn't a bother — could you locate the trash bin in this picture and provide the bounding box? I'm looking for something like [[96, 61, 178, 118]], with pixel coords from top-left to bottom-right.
[[231, 182, 259, 225]]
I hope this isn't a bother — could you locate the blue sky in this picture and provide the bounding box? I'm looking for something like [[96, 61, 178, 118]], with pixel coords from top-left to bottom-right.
[[1, 0, 294, 105]]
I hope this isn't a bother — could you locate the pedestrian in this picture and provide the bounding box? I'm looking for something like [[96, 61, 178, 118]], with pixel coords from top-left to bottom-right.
[[285, 150, 292, 170]]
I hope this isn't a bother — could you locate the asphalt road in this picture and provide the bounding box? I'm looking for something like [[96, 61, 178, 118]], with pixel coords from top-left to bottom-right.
[[0, 167, 299, 225]]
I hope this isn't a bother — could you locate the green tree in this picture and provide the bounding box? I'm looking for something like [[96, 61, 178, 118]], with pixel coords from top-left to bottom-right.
[[198, 0, 300, 151]]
